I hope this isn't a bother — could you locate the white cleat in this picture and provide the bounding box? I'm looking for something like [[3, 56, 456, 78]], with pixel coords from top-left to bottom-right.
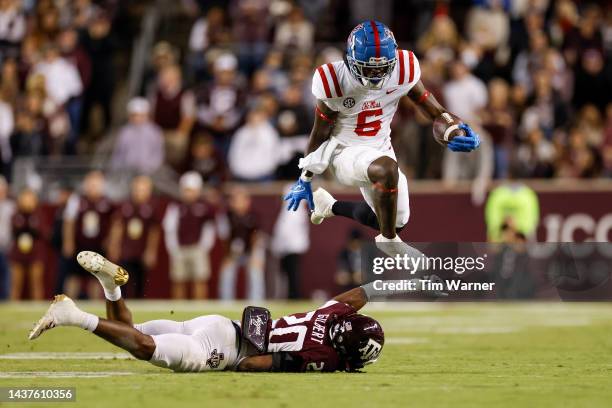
[[29, 295, 78, 340], [77, 251, 129, 287], [310, 188, 336, 225]]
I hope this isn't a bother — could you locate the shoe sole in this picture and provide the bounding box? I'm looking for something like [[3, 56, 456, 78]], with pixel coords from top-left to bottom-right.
[[29, 294, 67, 340], [77, 251, 129, 286]]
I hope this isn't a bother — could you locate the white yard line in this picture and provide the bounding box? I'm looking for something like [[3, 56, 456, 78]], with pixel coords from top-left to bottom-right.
[[0, 352, 134, 360], [0, 371, 136, 378]]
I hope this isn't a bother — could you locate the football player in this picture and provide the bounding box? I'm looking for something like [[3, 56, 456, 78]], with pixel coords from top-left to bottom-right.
[[284, 21, 480, 256], [27, 251, 402, 373]]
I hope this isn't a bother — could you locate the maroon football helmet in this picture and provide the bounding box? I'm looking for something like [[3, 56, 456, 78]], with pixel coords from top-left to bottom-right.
[[329, 313, 384, 371]]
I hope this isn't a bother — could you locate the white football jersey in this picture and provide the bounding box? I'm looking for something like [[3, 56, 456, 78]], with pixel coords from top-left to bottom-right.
[[312, 50, 421, 149]]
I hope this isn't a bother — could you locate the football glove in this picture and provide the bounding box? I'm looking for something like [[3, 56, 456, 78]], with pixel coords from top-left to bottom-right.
[[284, 176, 314, 211], [447, 123, 481, 153]]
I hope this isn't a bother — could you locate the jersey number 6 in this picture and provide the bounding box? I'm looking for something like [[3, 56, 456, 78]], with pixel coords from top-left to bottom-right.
[[355, 109, 383, 137]]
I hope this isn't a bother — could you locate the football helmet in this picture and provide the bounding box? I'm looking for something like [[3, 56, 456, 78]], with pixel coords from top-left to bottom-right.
[[330, 313, 385, 371], [346, 20, 397, 89]]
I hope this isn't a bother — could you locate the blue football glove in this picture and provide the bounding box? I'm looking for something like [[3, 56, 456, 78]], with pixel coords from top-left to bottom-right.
[[284, 176, 314, 211], [447, 123, 481, 152]]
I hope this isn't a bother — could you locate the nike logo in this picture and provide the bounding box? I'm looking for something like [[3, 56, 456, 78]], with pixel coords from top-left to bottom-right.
[[386, 89, 398, 94]]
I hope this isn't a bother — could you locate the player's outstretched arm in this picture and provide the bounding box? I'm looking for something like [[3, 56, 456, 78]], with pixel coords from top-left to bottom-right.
[[237, 354, 273, 372], [284, 100, 338, 211], [333, 287, 368, 311], [407, 80, 480, 152]]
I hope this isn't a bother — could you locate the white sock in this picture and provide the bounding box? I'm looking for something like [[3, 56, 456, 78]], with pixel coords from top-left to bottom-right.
[[80, 312, 100, 332], [64, 308, 99, 332], [103, 286, 122, 302]]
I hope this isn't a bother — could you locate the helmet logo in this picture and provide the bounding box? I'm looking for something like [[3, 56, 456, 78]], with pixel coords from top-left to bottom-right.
[[359, 338, 382, 362]]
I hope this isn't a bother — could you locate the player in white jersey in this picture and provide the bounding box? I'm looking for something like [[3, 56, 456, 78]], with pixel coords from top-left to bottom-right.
[[284, 21, 481, 256]]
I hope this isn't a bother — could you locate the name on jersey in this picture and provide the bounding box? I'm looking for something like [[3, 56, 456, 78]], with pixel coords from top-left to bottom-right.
[[362, 100, 381, 110], [310, 313, 330, 345]]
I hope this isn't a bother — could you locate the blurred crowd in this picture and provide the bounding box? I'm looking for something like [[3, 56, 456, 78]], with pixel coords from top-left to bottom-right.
[[0, 0, 611, 300]]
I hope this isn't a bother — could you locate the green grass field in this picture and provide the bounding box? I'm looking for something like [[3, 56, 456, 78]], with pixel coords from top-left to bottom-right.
[[1, 300, 612, 408]]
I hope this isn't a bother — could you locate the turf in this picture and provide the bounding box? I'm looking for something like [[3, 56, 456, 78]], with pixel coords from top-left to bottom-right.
[[1, 301, 612, 408]]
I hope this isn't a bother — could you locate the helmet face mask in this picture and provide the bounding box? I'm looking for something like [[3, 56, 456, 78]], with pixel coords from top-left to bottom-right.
[[346, 55, 397, 89], [330, 314, 385, 371], [346, 21, 398, 89]]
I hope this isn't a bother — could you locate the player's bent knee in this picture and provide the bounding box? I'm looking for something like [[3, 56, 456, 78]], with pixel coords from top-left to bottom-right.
[[368, 157, 399, 188], [132, 334, 156, 361]]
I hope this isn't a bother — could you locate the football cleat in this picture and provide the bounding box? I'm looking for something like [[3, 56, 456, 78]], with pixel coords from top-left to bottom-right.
[[29, 295, 78, 340], [310, 188, 336, 225], [77, 251, 129, 287]]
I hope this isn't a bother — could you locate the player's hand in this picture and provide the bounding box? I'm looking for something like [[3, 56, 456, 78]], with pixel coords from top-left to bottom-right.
[[284, 176, 314, 211], [447, 124, 480, 152]]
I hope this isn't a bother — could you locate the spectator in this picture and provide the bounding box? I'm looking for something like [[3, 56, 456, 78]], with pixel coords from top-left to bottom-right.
[[442, 60, 487, 123], [188, 132, 227, 185], [9, 188, 44, 299], [0, 58, 20, 107], [162, 171, 215, 299], [228, 105, 280, 181], [50, 183, 73, 294], [0, 92, 12, 175], [271, 182, 309, 299], [417, 14, 459, 65], [11, 90, 51, 158], [479, 78, 514, 178], [572, 49, 611, 112], [219, 186, 264, 300], [274, 5, 314, 54], [0, 0, 25, 61], [81, 11, 115, 135], [556, 127, 603, 178], [108, 176, 161, 298], [110, 97, 164, 175], [230, 0, 272, 75], [516, 128, 556, 178], [150, 64, 196, 168], [520, 69, 569, 138], [195, 53, 245, 154], [335, 229, 365, 292], [32, 43, 82, 153], [187, 7, 230, 82], [512, 30, 549, 93], [62, 171, 114, 298], [58, 27, 92, 95], [0, 175, 14, 299]]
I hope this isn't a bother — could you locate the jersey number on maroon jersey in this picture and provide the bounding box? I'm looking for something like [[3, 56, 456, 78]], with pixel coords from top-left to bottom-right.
[[268, 311, 315, 351], [355, 109, 383, 137]]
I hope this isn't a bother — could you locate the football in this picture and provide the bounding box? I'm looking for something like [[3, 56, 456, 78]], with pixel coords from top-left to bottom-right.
[[432, 112, 466, 146]]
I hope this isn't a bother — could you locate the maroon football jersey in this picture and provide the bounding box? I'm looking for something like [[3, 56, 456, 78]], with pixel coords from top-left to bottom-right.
[[268, 301, 356, 372], [115, 199, 162, 260], [176, 199, 216, 246], [74, 196, 114, 250], [10, 209, 44, 263]]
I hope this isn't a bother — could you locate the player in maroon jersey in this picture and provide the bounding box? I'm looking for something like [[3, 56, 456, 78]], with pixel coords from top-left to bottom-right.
[[29, 251, 389, 373]]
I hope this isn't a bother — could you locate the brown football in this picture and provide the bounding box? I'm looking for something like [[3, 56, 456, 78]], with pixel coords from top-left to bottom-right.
[[432, 112, 465, 146]]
